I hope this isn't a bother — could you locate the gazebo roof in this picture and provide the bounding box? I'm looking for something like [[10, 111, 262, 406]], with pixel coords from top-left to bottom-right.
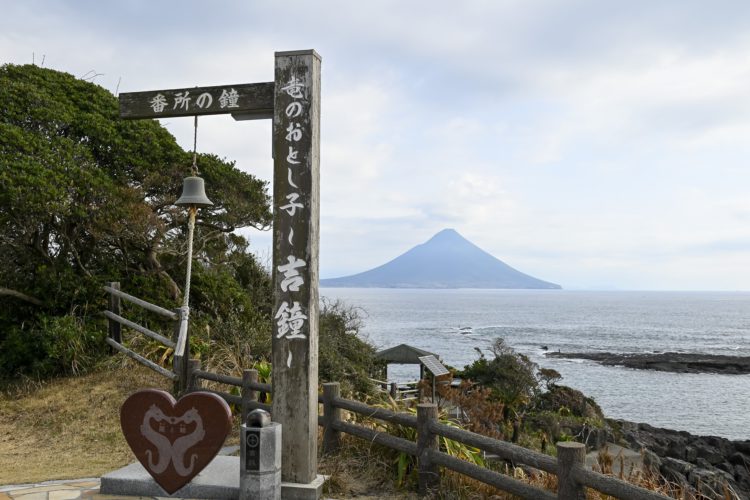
[[375, 344, 439, 365]]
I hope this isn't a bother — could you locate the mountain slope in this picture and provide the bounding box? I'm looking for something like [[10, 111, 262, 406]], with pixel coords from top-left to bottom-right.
[[321, 229, 561, 289]]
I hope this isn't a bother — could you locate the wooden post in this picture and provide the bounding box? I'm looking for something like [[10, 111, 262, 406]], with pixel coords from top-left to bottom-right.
[[556, 442, 586, 500], [241, 369, 258, 424], [107, 282, 121, 353], [271, 49, 321, 486], [417, 403, 440, 496], [389, 382, 398, 400], [322, 382, 341, 454], [186, 359, 201, 393]]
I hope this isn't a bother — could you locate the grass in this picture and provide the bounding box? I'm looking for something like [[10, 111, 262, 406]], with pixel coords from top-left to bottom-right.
[[318, 433, 417, 499], [0, 358, 242, 486]]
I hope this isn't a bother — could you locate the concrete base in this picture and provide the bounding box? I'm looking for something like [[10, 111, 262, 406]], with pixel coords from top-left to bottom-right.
[[101, 457, 326, 499], [101, 456, 239, 499], [280, 475, 325, 500]]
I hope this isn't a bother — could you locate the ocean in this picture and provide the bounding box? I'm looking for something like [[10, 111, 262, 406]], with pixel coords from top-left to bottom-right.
[[319, 288, 750, 441]]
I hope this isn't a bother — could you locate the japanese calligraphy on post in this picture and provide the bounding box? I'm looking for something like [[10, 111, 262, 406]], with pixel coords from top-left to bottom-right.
[[271, 50, 321, 485], [274, 71, 311, 368]]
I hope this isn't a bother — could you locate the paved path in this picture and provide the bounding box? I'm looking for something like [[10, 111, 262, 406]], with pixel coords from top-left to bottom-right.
[[0, 478, 109, 500], [0, 478, 212, 500], [0, 447, 243, 500]]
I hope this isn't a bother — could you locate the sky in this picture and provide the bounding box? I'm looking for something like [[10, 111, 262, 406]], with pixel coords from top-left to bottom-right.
[[3, 0, 750, 290]]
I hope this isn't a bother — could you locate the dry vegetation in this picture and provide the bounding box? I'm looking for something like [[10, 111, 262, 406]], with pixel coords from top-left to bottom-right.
[[0, 359, 243, 485], [1, 357, 737, 499]]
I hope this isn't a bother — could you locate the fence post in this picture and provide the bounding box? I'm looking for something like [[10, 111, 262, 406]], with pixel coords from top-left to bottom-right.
[[107, 282, 121, 353], [417, 403, 439, 496], [186, 359, 201, 393], [389, 382, 398, 400], [242, 369, 259, 424], [322, 382, 342, 454], [556, 441, 586, 500]]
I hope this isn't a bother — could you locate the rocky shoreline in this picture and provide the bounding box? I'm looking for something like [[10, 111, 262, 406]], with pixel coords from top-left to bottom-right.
[[611, 419, 750, 498], [545, 351, 750, 374]]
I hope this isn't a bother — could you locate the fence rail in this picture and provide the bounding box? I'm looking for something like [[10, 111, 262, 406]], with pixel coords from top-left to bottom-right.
[[103, 281, 672, 500], [103, 310, 176, 348], [332, 396, 418, 428], [105, 337, 177, 381], [103, 285, 178, 320], [429, 450, 557, 500], [103, 282, 183, 387], [430, 420, 558, 474]]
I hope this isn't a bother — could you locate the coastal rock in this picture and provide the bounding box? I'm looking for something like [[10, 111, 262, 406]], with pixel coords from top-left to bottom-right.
[[545, 351, 750, 374], [614, 419, 750, 498], [660, 457, 694, 478]]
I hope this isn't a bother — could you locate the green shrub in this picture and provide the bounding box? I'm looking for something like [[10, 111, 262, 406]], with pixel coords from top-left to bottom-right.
[[459, 338, 539, 420], [0, 313, 106, 378], [318, 299, 378, 396]]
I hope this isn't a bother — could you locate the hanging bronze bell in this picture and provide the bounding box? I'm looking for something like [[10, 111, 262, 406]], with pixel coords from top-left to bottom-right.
[[175, 176, 213, 207]]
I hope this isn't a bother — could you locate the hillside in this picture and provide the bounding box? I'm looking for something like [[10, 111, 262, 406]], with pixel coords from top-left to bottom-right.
[[321, 229, 561, 289]]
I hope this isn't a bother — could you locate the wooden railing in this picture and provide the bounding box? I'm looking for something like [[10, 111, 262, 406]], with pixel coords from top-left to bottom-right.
[[104, 282, 672, 499], [318, 382, 673, 500], [103, 282, 184, 389], [187, 361, 271, 423]]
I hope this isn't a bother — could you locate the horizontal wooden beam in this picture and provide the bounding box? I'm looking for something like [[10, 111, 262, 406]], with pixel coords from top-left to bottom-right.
[[119, 82, 274, 120], [193, 369, 272, 393], [204, 389, 242, 406], [430, 420, 558, 474], [103, 286, 178, 320], [105, 337, 178, 381], [103, 311, 175, 348], [430, 451, 556, 500], [332, 420, 418, 456], [332, 397, 418, 428], [572, 467, 673, 500]]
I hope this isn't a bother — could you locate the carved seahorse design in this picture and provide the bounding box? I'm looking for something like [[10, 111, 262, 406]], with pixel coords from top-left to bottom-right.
[[140, 404, 172, 474], [170, 408, 206, 477]]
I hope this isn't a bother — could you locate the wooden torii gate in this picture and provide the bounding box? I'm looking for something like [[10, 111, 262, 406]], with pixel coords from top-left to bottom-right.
[[119, 50, 323, 497]]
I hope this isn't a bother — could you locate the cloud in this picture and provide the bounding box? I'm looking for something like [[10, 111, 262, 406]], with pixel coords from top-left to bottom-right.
[[4, 0, 750, 288]]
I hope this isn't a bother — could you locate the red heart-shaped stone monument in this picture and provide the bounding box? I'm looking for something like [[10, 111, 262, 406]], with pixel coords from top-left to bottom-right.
[[120, 389, 232, 494]]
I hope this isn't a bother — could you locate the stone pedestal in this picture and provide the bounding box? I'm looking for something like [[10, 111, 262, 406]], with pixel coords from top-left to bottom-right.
[[281, 475, 325, 500], [240, 422, 281, 500]]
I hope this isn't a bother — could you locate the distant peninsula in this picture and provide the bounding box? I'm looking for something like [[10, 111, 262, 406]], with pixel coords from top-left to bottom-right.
[[320, 228, 561, 289], [546, 351, 750, 374]]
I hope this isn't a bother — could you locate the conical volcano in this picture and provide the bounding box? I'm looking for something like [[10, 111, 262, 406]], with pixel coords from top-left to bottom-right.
[[321, 229, 561, 289]]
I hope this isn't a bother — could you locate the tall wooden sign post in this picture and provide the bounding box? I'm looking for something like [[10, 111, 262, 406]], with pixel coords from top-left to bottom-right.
[[119, 50, 323, 499], [271, 51, 322, 489]]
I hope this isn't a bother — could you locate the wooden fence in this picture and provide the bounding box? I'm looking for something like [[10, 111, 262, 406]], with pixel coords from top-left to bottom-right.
[[104, 282, 672, 500], [103, 282, 184, 389]]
